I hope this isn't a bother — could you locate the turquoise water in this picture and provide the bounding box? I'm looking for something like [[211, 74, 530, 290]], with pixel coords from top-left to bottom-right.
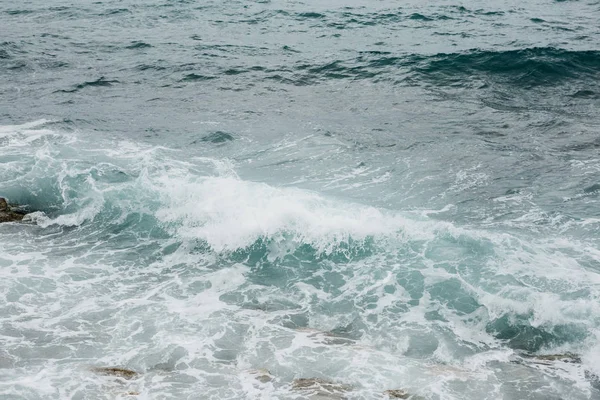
[[1, 1, 600, 399]]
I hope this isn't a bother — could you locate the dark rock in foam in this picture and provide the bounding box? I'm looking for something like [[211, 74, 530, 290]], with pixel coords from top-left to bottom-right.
[[291, 378, 352, 399], [0, 197, 26, 223], [522, 352, 582, 364], [90, 366, 139, 380], [384, 389, 411, 399]]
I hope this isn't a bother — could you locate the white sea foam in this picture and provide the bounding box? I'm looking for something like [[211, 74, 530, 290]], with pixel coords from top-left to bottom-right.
[[1, 122, 600, 399], [153, 173, 442, 253]]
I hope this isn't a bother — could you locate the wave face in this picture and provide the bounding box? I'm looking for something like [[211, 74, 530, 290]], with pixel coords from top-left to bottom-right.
[[412, 48, 600, 85], [217, 47, 600, 88], [1, 121, 599, 399], [2, 0, 600, 399]]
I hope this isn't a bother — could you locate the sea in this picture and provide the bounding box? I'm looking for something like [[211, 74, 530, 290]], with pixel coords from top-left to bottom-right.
[[1, 0, 600, 399]]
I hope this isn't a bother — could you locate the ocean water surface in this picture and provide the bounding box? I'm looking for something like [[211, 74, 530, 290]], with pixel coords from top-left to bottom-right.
[[1, 0, 600, 399]]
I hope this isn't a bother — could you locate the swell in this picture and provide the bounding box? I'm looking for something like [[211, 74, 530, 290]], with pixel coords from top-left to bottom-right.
[[55, 77, 119, 93], [414, 47, 600, 87], [154, 47, 600, 89], [323, 47, 600, 87], [232, 9, 460, 26]]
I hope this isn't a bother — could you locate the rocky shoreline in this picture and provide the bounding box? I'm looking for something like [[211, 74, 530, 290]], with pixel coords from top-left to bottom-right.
[[0, 197, 27, 223], [87, 351, 594, 399]]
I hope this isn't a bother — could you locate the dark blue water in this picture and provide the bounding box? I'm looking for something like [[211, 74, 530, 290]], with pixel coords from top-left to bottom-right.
[[1, 1, 600, 399]]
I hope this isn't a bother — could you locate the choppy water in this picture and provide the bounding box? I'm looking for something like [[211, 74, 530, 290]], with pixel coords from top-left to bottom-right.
[[1, 0, 600, 399]]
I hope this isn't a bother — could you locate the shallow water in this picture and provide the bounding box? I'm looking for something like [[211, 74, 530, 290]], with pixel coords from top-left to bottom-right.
[[1, 1, 600, 399]]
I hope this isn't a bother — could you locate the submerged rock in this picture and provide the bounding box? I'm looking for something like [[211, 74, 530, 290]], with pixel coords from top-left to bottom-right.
[[521, 352, 582, 365], [384, 389, 410, 399], [0, 197, 26, 223], [384, 390, 425, 400], [585, 370, 600, 390], [295, 327, 357, 346], [247, 368, 273, 383], [90, 366, 139, 380], [291, 378, 352, 399], [518, 352, 600, 390]]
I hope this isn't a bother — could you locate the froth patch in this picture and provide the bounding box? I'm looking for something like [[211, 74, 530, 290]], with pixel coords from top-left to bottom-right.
[[0, 119, 67, 149], [154, 175, 432, 253], [0, 119, 53, 135]]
